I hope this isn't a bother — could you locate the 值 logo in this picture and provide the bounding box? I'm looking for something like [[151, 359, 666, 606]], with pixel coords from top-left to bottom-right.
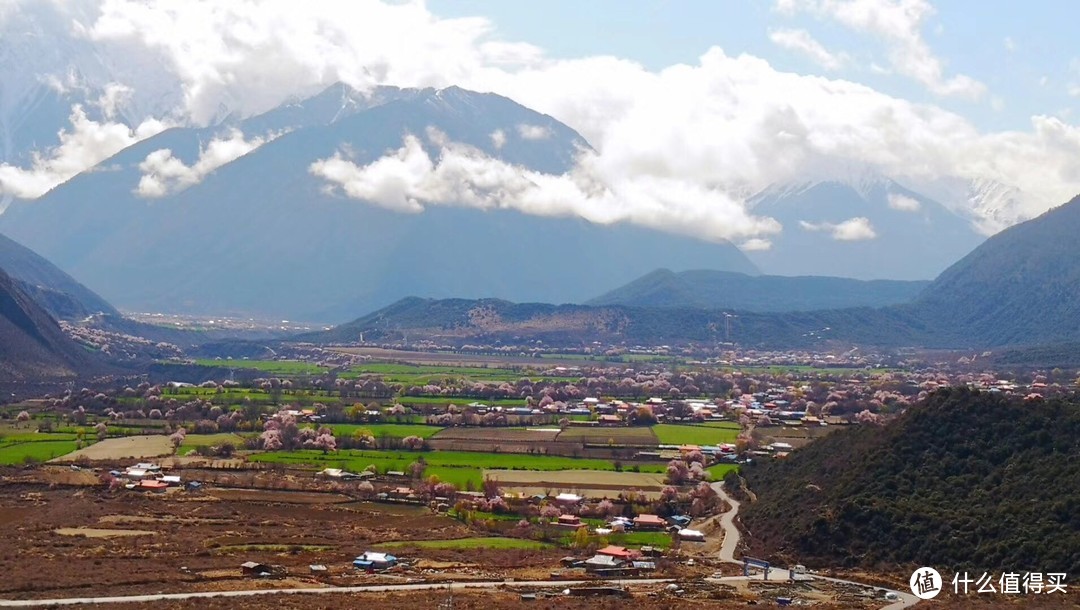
[[910, 567, 942, 599]]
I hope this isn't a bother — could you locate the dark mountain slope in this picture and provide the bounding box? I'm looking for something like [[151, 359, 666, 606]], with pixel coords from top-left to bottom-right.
[[0, 232, 117, 320], [915, 194, 1080, 346], [307, 296, 932, 349], [588, 268, 928, 311], [737, 388, 1080, 575], [0, 266, 100, 382]]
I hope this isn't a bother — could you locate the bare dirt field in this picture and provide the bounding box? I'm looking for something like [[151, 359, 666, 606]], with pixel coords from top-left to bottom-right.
[[205, 488, 353, 504], [54, 527, 155, 538], [432, 428, 560, 442], [556, 426, 659, 445], [0, 468, 588, 601], [54, 435, 174, 461]]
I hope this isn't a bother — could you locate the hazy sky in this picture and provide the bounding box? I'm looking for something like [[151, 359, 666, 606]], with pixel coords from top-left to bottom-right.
[[2, 0, 1079, 246]]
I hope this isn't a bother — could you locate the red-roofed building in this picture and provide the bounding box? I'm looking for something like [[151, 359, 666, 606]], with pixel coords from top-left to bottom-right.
[[137, 479, 168, 492], [596, 545, 635, 560], [633, 514, 667, 530], [556, 514, 584, 528]]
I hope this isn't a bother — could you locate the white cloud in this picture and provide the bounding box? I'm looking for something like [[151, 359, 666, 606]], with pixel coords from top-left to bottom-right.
[[135, 129, 270, 198], [1004, 36, 1016, 52], [799, 216, 878, 240], [0, 0, 1078, 239], [490, 129, 506, 149], [769, 28, 847, 70], [887, 192, 921, 212], [516, 123, 551, 140], [310, 133, 782, 242], [0, 105, 166, 199], [776, 0, 985, 99], [96, 82, 133, 120], [740, 238, 773, 251]]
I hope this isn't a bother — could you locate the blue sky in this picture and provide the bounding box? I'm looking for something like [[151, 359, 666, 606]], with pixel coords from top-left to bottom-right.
[[429, 0, 1076, 132]]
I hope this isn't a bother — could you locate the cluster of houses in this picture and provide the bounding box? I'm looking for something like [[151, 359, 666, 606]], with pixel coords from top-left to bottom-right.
[[111, 462, 195, 492], [555, 511, 706, 544]]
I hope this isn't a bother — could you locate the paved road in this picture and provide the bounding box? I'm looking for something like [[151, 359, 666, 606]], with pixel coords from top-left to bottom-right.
[[0, 579, 674, 607], [709, 481, 921, 609]]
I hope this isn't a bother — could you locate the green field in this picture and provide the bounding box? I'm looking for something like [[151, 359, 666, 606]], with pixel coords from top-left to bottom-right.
[[0, 440, 84, 464], [177, 433, 250, 454], [250, 449, 666, 488], [398, 396, 527, 407], [343, 363, 538, 384], [607, 531, 673, 548], [376, 536, 551, 550], [325, 424, 443, 439], [652, 424, 739, 446], [194, 359, 330, 375], [705, 463, 739, 480]]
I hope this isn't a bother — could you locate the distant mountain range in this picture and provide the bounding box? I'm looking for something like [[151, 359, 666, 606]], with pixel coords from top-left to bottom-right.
[[0, 83, 758, 322], [314, 192, 1080, 350], [747, 177, 985, 281], [738, 388, 1080, 575], [587, 268, 928, 311]]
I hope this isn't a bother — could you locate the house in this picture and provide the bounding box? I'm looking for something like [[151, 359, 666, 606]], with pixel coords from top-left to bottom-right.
[[677, 528, 706, 542], [583, 554, 624, 572], [596, 545, 635, 561], [241, 562, 273, 577], [136, 479, 168, 492], [632, 514, 667, 530], [666, 515, 692, 528], [160, 475, 182, 487], [556, 514, 584, 528], [598, 414, 622, 426], [554, 493, 583, 505], [309, 564, 328, 575], [353, 551, 398, 571]]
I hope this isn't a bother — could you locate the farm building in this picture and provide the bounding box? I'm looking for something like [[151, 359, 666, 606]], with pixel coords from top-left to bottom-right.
[[596, 545, 635, 561], [554, 493, 583, 505], [135, 479, 168, 492], [598, 414, 622, 426], [633, 514, 667, 530], [583, 554, 624, 571], [556, 514, 584, 528], [677, 529, 706, 542], [240, 562, 278, 577], [353, 552, 398, 571]]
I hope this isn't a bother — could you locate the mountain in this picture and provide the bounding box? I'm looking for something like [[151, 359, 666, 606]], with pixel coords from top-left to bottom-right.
[[914, 193, 1080, 347], [747, 177, 984, 281], [0, 232, 118, 320], [587, 268, 929, 311], [0, 265, 100, 383], [306, 295, 930, 348], [0, 83, 758, 322], [736, 388, 1080, 575]]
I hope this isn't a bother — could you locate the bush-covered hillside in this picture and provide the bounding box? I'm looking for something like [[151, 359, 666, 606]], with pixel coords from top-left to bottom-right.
[[737, 388, 1080, 576]]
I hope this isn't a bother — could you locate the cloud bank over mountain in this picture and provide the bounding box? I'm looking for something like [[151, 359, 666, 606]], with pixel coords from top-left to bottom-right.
[[1, 0, 1079, 242]]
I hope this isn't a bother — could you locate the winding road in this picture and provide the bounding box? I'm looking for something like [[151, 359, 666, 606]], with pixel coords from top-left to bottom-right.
[[709, 481, 920, 609]]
